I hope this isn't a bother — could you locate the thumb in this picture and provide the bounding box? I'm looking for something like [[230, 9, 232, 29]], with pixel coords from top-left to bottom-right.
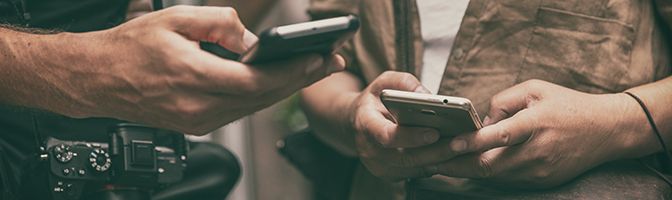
[[370, 71, 428, 95], [166, 6, 258, 53]]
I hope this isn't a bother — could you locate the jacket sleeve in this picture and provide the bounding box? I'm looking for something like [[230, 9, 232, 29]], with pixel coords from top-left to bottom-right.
[[655, 0, 672, 27], [308, 0, 364, 81], [654, 0, 672, 73]]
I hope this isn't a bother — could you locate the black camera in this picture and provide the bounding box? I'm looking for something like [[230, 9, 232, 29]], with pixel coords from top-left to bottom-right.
[[39, 123, 188, 200]]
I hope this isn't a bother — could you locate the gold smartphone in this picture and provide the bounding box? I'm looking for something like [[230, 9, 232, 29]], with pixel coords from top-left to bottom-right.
[[380, 89, 483, 136]]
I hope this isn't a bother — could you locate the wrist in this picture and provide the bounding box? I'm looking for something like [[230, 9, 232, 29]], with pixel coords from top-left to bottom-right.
[[608, 92, 659, 160], [335, 91, 360, 132]]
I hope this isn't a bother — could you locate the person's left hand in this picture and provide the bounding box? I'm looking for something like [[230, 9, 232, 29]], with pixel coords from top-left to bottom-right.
[[424, 80, 659, 188]]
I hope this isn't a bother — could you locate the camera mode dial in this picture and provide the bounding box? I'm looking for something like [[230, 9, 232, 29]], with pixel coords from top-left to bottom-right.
[[53, 144, 74, 163], [89, 148, 111, 172]]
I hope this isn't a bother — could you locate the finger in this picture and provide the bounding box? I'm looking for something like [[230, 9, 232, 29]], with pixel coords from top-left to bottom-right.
[[383, 166, 437, 181], [390, 138, 462, 167], [427, 147, 510, 179], [190, 53, 321, 93], [450, 109, 536, 154], [360, 106, 439, 148], [250, 54, 346, 100], [166, 6, 256, 53], [256, 54, 346, 91], [392, 109, 537, 168], [485, 80, 544, 125], [370, 71, 427, 96]]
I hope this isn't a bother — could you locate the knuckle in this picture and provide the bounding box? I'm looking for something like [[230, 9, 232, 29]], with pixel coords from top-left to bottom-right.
[[535, 150, 559, 166], [166, 5, 190, 13], [496, 126, 512, 146], [219, 7, 239, 19], [477, 157, 495, 178], [397, 72, 415, 82], [532, 169, 551, 181], [375, 133, 392, 148], [370, 125, 392, 147], [165, 5, 193, 20], [490, 93, 505, 108], [521, 79, 547, 95], [238, 81, 265, 96]]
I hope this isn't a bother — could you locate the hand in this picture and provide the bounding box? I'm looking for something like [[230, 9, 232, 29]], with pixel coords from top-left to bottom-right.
[[425, 80, 657, 188], [343, 71, 445, 180], [29, 6, 345, 134]]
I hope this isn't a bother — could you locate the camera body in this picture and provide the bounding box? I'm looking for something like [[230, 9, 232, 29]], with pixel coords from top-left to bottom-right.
[[44, 124, 187, 200]]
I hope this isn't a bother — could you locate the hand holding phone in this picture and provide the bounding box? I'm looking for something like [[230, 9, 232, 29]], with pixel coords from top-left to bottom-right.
[[381, 89, 482, 136]]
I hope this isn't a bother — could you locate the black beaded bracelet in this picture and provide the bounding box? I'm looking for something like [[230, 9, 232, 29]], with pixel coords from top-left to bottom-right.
[[624, 91, 672, 186]]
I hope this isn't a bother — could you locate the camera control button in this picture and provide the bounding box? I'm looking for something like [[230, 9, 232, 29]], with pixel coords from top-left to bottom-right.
[[89, 148, 111, 172], [53, 144, 74, 163]]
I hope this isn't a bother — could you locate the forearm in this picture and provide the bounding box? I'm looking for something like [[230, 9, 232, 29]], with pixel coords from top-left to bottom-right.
[[624, 76, 672, 154], [0, 27, 98, 115], [300, 72, 362, 156]]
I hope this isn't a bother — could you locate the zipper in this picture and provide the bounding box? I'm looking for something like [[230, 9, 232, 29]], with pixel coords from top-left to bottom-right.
[[393, 0, 415, 74]]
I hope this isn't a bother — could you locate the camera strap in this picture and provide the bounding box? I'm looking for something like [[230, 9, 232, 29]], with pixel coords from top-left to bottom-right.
[[29, 110, 46, 153]]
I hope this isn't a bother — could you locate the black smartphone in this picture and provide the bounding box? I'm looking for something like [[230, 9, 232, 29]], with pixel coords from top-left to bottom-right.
[[239, 15, 360, 64], [380, 89, 483, 136], [202, 15, 360, 63]]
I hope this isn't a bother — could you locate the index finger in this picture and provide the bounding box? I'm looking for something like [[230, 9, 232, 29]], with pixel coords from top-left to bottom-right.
[[191, 52, 344, 95], [166, 6, 257, 53], [449, 109, 537, 154]]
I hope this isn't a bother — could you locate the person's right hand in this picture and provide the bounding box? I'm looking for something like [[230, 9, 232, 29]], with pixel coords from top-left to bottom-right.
[[345, 71, 443, 180], [32, 6, 345, 135]]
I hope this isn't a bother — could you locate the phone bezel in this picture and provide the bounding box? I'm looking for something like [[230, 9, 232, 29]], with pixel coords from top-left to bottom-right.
[[240, 15, 359, 64], [380, 89, 483, 130]]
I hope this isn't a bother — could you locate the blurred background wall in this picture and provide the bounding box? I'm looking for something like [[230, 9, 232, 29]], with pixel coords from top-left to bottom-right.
[[187, 0, 315, 200]]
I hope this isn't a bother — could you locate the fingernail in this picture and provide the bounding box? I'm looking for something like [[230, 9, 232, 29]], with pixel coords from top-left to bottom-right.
[[483, 116, 492, 126], [304, 56, 324, 74], [450, 139, 467, 152], [423, 131, 439, 144], [243, 29, 258, 50]]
